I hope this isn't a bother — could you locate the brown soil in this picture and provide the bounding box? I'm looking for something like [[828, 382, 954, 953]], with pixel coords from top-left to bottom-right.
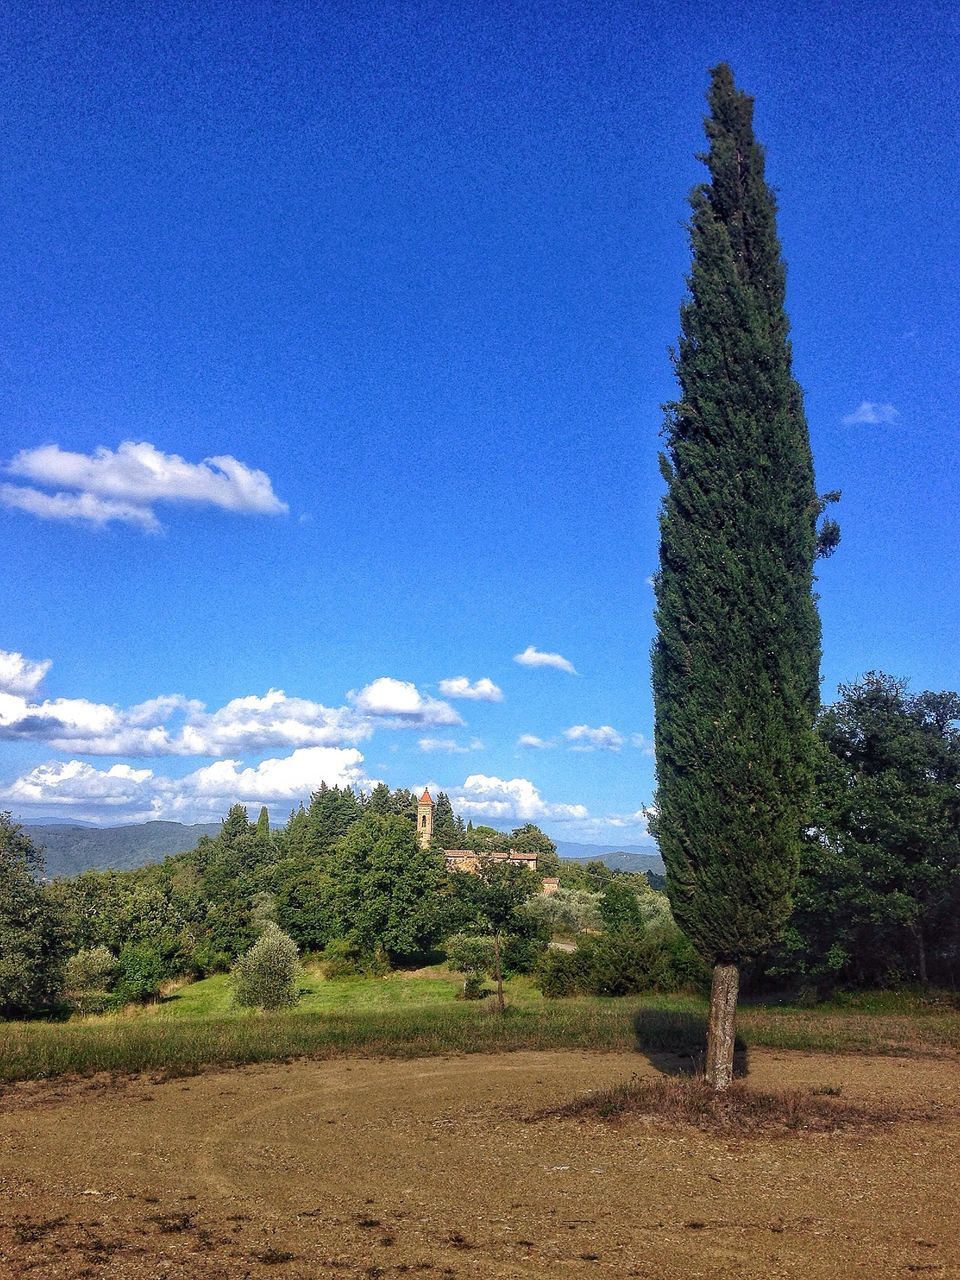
[[1, 1048, 958, 1279]]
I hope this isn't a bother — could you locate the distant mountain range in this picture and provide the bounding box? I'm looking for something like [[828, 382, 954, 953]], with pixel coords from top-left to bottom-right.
[[554, 841, 664, 874], [21, 820, 664, 880], [24, 820, 221, 878]]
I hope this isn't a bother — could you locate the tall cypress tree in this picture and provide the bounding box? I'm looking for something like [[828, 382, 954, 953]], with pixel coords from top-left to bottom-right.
[[653, 65, 827, 1087]]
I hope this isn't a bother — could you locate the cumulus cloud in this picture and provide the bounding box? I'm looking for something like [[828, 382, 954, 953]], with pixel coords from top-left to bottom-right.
[[177, 691, 368, 755], [0, 484, 162, 531], [841, 401, 899, 426], [437, 676, 503, 702], [2, 746, 369, 824], [517, 734, 555, 749], [513, 646, 577, 675], [349, 678, 462, 726], [0, 650, 52, 696], [564, 724, 624, 752], [0, 653, 455, 756], [0, 690, 183, 755], [417, 737, 483, 754], [2, 441, 286, 531], [0, 682, 367, 758], [454, 774, 587, 822]]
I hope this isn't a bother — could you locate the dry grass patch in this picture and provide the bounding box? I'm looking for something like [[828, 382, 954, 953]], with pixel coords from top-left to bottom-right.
[[535, 1075, 900, 1135]]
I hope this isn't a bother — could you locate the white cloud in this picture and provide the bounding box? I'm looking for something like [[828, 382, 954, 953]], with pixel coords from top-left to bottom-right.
[[349, 677, 462, 726], [3, 746, 369, 824], [0, 484, 162, 531], [454, 774, 587, 822], [417, 737, 484, 754], [438, 676, 503, 702], [517, 733, 555, 749], [564, 724, 624, 752], [841, 401, 899, 426], [0, 690, 181, 755], [176, 691, 369, 755], [0, 654, 459, 756], [0, 681, 368, 758], [3, 441, 286, 531], [513, 645, 577, 675], [0, 650, 52, 696], [596, 807, 652, 832]]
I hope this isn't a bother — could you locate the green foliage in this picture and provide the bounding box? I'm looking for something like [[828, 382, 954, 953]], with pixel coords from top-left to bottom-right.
[[64, 945, 116, 1014], [431, 791, 465, 848], [304, 783, 364, 857], [449, 857, 548, 1006], [525, 887, 603, 935], [250, 890, 279, 934], [0, 814, 67, 1017], [768, 673, 960, 991], [462, 824, 511, 854], [323, 937, 366, 979], [113, 942, 165, 1005], [509, 824, 560, 874], [652, 64, 825, 966], [327, 813, 448, 960], [450, 857, 541, 939], [255, 806, 270, 842], [444, 933, 495, 998], [539, 926, 709, 998], [44, 787, 563, 997], [231, 924, 301, 1010], [599, 878, 644, 931]]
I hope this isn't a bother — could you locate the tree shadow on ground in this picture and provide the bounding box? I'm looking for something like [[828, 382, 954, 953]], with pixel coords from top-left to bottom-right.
[[631, 1007, 748, 1078]]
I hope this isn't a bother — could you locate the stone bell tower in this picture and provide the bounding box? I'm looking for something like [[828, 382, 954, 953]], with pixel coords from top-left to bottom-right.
[[417, 787, 435, 849]]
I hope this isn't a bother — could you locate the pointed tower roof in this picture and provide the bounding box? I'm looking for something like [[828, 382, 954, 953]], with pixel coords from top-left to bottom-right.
[[418, 787, 434, 806]]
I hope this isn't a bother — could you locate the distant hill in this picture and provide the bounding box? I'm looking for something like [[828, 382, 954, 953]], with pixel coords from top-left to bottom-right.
[[24, 820, 221, 878], [555, 841, 664, 876], [20, 819, 665, 882]]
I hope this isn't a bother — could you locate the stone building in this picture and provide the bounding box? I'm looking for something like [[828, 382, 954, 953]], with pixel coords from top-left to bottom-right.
[[417, 788, 554, 887]]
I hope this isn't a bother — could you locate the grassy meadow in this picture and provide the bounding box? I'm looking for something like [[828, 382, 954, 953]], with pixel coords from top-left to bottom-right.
[[1, 964, 958, 1086]]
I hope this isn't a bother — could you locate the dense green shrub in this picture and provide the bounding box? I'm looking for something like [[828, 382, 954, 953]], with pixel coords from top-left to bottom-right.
[[524, 887, 602, 935], [0, 814, 68, 1018], [538, 927, 708, 998], [501, 929, 549, 975], [444, 933, 495, 998], [64, 945, 116, 1014], [113, 943, 165, 1005], [232, 925, 301, 1010]]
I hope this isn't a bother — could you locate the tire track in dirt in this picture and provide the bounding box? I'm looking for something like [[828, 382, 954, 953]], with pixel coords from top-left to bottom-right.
[[2, 1049, 959, 1279]]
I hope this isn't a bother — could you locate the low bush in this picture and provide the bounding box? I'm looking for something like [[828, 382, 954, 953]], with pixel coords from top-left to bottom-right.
[[232, 925, 301, 1010], [322, 938, 390, 979], [538, 926, 708, 998], [445, 934, 495, 999], [112, 943, 165, 1006], [64, 945, 116, 1014]]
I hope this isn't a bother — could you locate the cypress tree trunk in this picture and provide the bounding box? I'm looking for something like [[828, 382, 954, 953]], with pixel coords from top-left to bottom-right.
[[705, 964, 739, 1089], [652, 65, 825, 1089]]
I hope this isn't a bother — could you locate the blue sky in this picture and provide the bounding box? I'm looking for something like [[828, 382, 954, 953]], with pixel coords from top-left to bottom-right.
[[1, 1, 957, 840]]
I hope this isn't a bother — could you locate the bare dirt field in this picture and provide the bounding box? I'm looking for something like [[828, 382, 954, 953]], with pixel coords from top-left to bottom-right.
[[2, 1048, 958, 1280]]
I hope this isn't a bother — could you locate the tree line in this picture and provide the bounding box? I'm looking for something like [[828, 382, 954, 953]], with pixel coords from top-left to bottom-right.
[[1, 667, 957, 1019]]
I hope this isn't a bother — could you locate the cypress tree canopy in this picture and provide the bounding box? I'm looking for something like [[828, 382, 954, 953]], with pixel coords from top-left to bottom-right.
[[652, 64, 822, 965]]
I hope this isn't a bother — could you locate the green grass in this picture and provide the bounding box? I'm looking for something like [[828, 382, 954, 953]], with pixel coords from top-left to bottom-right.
[[158, 968, 462, 1018], [1, 968, 957, 1085]]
